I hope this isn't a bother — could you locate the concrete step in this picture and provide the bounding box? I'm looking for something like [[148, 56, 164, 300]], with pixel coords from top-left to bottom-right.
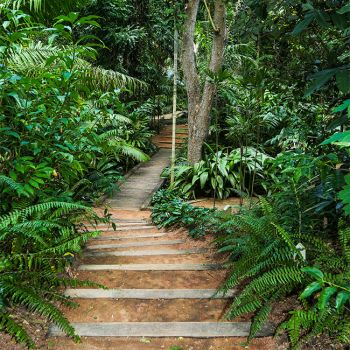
[[92, 233, 168, 240], [49, 322, 273, 337], [78, 263, 222, 271], [82, 254, 209, 265], [60, 299, 230, 322], [155, 144, 183, 149], [85, 248, 207, 257], [87, 225, 156, 232], [86, 239, 185, 250], [64, 288, 235, 299], [44, 337, 278, 350], [152, 137, 185, 143]]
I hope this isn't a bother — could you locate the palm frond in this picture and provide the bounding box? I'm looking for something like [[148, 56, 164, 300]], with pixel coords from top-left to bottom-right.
[[7, 42, 146, 92], [2, 0, 88, 14]]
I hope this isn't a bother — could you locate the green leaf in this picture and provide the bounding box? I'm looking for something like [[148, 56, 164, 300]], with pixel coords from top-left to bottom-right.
[[338, 3, 350, 14], [28, 179, 40, 189], [336, 70, 350, 93], [332, 99, 350, 113], [304, 69, 336, 97], [302, 267, 324, 280], [62, 70, 72, 81], [300, 281, 323, 299], [318, 286, 337, 310], [321, 131, 350, 146], [292, 13, 315, 35], [199, 172, 209, 189], [335, 291, 350, 311]]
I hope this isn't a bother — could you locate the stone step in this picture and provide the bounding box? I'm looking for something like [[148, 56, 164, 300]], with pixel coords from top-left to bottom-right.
[[152, 138, 185, 144], [49, 322, 273, 337], [87, 236, 176, 247], [85, 248, 207, 257], [64, 288, 236, 299], [82, 254, 209, 265], [86, 225, 156, 232], [78, 263, 222, 271], [156, 145, 181, 149], [92, 232, 168, 240], [111, 219, 149, 223], [86, 239, 185, 250]]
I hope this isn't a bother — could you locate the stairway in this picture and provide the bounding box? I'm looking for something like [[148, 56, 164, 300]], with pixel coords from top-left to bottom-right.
[[47, 150, 277, 350], [152, 124, 188, 149], [48, 214, 275, 349]]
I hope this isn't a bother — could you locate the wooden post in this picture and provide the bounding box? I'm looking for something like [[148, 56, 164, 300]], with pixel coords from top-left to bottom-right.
[[170, 26, 178, 185]]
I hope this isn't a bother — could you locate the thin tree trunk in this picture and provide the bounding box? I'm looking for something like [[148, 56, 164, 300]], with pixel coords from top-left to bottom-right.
[[182, 0, 227, 164], [170, 27, 179, 185]]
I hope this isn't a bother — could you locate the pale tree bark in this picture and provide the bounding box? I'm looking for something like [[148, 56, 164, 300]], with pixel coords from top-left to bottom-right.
[[182, 0, 227, 164]]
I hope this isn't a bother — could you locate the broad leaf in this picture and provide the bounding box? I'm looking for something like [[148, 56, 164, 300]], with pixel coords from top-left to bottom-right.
[[302, 267, 324, 280], [300, 281, 323, 299], [318, 286, 337, 310]]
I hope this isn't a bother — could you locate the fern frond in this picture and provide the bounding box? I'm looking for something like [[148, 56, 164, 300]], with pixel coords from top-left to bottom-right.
[[239, 266, 303, 300], [337, 319, 350, 344], [249, 300, 272, 340], [5, 284, 76, 337], [7, 43, 146, 93], [339, 227, 350, 265], [0, 175, 26, 196], [226, 299, 262, 320], [0, 312, 35, 349], [0, 202, 90, 228], [3, 0, 86, 13]]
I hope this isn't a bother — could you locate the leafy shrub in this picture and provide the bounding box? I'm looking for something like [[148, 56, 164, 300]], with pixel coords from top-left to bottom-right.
[[151, 189, 215, 238], [0, 179, 108, 347], [0, 8, 153, 347], [163, 146, 271, 200]]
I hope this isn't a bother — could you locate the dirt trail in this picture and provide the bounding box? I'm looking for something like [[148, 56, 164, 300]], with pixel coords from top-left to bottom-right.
[[46, 150, 282, 350]]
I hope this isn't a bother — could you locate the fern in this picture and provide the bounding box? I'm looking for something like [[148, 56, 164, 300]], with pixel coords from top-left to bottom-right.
[[0, 175, 26, 196], [339, 226, 350, 264], [0, 200, 106, 347], [0, 312, 35, 349]]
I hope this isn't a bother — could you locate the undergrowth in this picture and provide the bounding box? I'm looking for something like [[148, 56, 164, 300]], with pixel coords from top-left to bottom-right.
[[151, 189, 350, 349]]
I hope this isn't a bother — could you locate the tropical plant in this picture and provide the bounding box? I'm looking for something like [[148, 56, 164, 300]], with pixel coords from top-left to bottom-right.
[[164, 145, 271, 199], [0, 178, 108, 347], [282, 225, 350, 348]]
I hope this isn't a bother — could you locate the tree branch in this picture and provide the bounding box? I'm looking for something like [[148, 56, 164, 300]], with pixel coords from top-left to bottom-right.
[[203, 0, 219, 32]]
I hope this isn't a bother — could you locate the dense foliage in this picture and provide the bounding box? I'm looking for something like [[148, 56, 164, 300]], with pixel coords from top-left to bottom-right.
[[0, 4, 157, 346], [153, 1, 350, 349], [2, 0, 350, 349], [152, 188, 350, 348]]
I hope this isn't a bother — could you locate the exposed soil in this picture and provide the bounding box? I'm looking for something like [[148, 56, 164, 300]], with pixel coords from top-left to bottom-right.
[[75, 270, 228, 289], [41, 336, 285, 350]]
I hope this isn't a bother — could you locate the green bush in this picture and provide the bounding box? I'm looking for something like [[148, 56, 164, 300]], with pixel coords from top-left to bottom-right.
[[162, 146, 271, 200], [0, 8, 152, 347]]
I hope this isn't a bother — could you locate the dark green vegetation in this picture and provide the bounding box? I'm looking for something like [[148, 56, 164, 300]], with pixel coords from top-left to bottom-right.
[[0, 1, 174, 346], [2, 0, 350, 349], [153, 1, 350, 349]]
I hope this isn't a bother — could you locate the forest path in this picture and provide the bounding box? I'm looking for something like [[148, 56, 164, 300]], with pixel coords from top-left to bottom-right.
[[106, 148, 171, 210], [47, 150, 278, 350]]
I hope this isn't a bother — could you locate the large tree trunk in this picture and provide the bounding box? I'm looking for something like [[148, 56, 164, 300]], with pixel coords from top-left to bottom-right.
[[182, 0, 226, 164]]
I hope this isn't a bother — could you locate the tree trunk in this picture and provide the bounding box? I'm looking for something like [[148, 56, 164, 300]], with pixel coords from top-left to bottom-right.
[[182, 0, 227, 164]]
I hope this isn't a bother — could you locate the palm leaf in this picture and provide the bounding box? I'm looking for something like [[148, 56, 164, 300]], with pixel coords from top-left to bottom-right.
[[2, 0, 88, 14], [7, 42, 146, 92]]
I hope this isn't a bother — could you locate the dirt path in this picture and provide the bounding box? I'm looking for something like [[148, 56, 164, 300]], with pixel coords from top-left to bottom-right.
[[46, 151, 281, 350]]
